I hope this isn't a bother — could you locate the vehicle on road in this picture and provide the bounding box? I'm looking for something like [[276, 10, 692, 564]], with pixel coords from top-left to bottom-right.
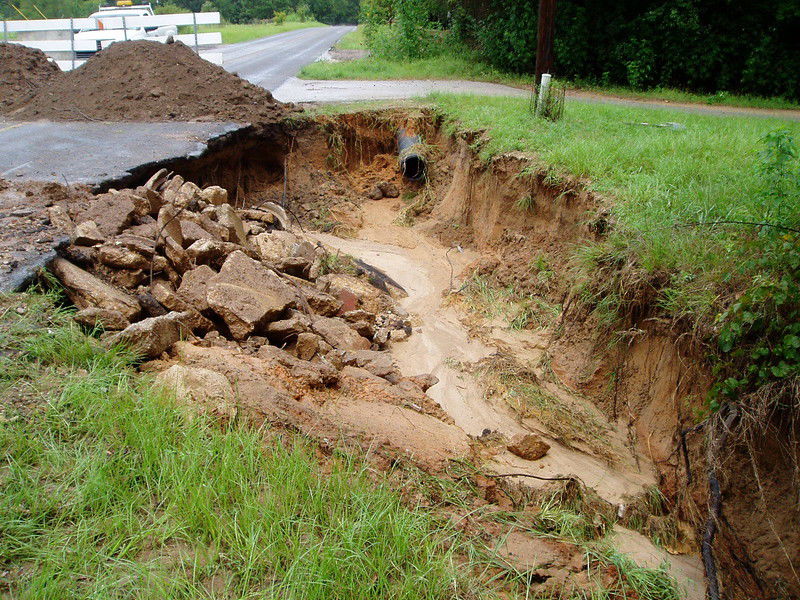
[[74, 3, 177, 59]]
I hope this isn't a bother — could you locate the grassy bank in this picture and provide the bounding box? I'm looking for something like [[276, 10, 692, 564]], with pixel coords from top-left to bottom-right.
[[202, 20, 326, 44], [0, 292, 468, 598], [299, 55, 532, 87], [333, 26, 366, 50]]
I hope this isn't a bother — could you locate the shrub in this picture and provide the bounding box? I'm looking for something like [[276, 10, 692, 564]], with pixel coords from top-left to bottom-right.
[[273, 10, 286, 24]]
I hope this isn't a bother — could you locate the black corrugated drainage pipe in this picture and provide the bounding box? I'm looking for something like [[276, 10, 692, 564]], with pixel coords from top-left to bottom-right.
[[397, 128, 426, 181]]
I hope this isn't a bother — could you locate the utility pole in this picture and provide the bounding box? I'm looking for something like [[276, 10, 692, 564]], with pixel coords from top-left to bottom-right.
[[535, 0, 556, 86]]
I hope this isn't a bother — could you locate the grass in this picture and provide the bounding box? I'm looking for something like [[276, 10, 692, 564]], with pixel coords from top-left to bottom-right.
[[333, 25, 366, 50], [199, 20, 326, 44], [0, 291, 476, 599], [459, 274, 559, 330], [571, 83, 800, 111], [299, 54, 532, 87], [429, 93, 800, 323]]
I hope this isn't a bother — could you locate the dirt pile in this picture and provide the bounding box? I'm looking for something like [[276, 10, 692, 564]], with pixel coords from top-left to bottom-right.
[[0, 43, 60, 110], [3, 41, 292, 123]]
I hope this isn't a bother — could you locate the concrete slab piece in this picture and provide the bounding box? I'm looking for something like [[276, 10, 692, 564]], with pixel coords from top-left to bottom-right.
[[0, 120, 246, 187]]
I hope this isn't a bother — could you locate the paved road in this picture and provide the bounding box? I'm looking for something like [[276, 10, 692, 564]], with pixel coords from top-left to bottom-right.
[[0, 120, 244, 187], [220, 26, 355, 92]]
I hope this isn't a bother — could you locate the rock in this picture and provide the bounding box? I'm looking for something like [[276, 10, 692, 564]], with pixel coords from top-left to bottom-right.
[[215, 204, 247, 245], [257, 345, 338, 388], [206, 251, 295, 340], [113, 233, 156, 258], [97, 244, 148, 270], [295, 332, 320, 360], [180, 219, 212, 246], [72, 220, 105, 246], [136, 291, 168, 317], [507, 434, 550, 461], [157, 364, 236, 421], [185, 238, 243, 267], [156, 204, 184, 247], [175, 264, 215, 312], [48, 205, 74, 234], [378, 181, 400, 198], [367, 184, 383, 200], [174, 181, 202, 209], [75, 192, 137, 236], [200, 185, 228, 206], [350, 320, 375, 339], [239, 208, 276, 225], [344, 349, 399, 381], [108, 269, 146, 289], [409, 374, 439, 392], [266, 311, 310, 342], [51, 258, 140, 320], [164, 237, 190, 274], [151, 279, 189, 312], [259, 202, 290, 230], [73, 307, 129, 331], [337, 288, 359, 313], [276, 256, 310, 278], [311, 316, 371, 351], [108, 311, 183, 359], [317, 273, 386, 313], [253, 230, 298, 262], [291, 240, 318, 262]]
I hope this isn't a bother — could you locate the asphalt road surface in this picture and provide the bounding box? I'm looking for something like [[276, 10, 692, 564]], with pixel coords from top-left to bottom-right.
[[220, 26, 355, 92]]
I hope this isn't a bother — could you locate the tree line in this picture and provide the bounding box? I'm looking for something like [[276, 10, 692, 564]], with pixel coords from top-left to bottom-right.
[[362, 0, 800, 100]]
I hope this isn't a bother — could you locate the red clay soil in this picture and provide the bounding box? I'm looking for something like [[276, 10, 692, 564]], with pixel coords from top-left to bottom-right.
[[0, 43, 60, 111], [3, 40, 293, 124]]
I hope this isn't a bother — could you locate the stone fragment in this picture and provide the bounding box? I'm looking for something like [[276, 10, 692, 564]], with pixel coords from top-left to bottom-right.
[[136, 291, 168, 317], [73, 307, 129, 331], [164, 237, 190, 274], [215, 204, 248, 245], [48, 205, 74, 234], [108, 311, 183, 359], [144, 168, 169, 191], [97, 244, 148, 270], [295, 332, 320, 360], [507, 434, 550, 461], [409, 374, 439, 392], [156, 204, 184, 246], [72, 220, 105, 246], [174, 181, 202, 209], [266, 311, 311, 342], [200, 185, 228, 206], [311, 316, 371, 351], [151, 279, 189, 312], [185, 239, 242, 267], [180, 219, 212, 246], [206, 251, 295, 340], [51, 258, 140, 320], [114, 233, 156, 258], [378, 181, 400, 198], [257, 345, 338, 388], [75, 192, 137, 236], [176, 264, 215, 312], [254, 230, 298, 262], [157, 364, 236, 421]]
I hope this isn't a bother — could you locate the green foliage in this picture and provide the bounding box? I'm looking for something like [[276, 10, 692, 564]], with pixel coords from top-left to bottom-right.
[[0, 292, 473, 599], [294, 1, 311, 21], [273, 9, 287, 24], [154, 2, 190, 15], [713, 130, 800, 403]]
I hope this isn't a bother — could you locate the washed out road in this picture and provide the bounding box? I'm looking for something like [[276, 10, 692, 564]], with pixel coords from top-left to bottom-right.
[[220, 25, 355, 92]]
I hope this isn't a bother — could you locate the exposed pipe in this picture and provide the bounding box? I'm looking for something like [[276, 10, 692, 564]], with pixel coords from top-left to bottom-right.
[[397, 128, 426, 181]]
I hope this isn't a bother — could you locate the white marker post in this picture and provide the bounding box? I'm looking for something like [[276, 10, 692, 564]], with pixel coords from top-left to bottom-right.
[[536, 72, 551, 117]]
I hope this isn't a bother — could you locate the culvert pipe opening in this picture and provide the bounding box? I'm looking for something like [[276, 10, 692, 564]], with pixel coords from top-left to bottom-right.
[[397, 128, 427, 181]]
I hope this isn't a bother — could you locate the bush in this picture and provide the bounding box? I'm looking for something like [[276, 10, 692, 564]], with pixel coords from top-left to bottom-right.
[[154, 2, 190, 14], [273, 10, 286, 24], [200, 0, 216, 11]]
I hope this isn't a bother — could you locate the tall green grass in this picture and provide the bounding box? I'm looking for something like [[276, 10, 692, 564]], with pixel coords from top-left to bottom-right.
[[430, 93, 800, 322], [0, 293, 472, 599], [199, 21, 326, 44]]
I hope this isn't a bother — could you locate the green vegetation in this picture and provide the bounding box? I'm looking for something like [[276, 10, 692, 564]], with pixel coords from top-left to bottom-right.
[[333, 25, 365, 49], [199, 19, 324, 43], [0, 291, 473, 599], [299, 54, 531, 87], [431, 92, 800, 408], [572, 84, 800, 112]]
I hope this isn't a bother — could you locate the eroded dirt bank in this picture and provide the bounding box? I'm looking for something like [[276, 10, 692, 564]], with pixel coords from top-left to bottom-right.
[[13, 109, 796, 599]]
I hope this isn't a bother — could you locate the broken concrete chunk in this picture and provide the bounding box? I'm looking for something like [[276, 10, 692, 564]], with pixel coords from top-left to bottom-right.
[[311, 316, 371, 351], [76, 192, 137, 237], [507, 434, 550, 461], [73, 307, 129, 331], [156, 204, 184, 247], [107, 311, 183, 359], [72, 220, 106, 246], [206, 250, 295, 340], [48, 205, 74, 234], [176, 264, 215, 312], [295, 331, 320, 360], [97, 244, 148, 270], [200, 185, 228, 206], [51, 258, 140, 320], [254, 230, 298, 262], [157, 364, 236, 421], [144, 168, 169, 191], [215, 204, 247, 245]]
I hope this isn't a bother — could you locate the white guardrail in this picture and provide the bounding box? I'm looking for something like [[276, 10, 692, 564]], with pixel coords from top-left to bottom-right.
[[1, 12, 222, 70]]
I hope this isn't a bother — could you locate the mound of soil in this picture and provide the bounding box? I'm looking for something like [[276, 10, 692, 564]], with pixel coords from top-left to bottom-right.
[[0, 43, 60, 110], [4, 40, 292, 124]]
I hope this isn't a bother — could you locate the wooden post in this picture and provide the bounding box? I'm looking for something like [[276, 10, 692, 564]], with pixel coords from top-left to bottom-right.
[[535, 0, 556, 86]]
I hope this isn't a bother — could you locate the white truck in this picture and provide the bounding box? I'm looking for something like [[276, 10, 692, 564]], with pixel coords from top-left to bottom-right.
[[73, 3, 178, 59]]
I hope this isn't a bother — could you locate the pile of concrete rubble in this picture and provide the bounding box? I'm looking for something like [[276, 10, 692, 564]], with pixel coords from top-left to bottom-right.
[[47, 171, 450, 444]]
